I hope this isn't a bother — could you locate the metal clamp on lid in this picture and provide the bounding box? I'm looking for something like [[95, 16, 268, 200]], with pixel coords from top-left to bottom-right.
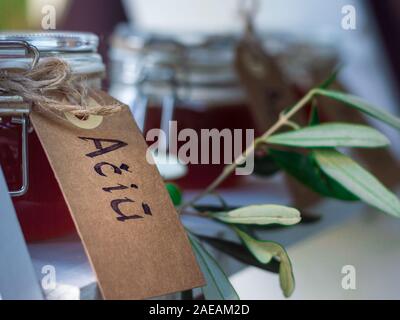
[[0, 32, 103, 197]]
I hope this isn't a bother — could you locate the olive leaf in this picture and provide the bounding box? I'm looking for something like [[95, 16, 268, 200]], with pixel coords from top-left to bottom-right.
[[266, 123, 390, 148], [180, 289, 194, 300], [249, 210, 321, 229], [313, 149, 400, 218], [209, 204, 301, 226], [278, 251, 295, 298], [238, 153, 281, 177], [188, 232, 239, 300], [233, 227, 295, 298], [253, 154, 281, 176], [314, 89, 400, 130], [194, 204, 320, 229], [269, 148, 358, 201], [165, 183, 182, 206], [308, 63, 336, 126], [308, 66, 339, 126], [308, 102, 320, 126], [193, 204, 239, 214]]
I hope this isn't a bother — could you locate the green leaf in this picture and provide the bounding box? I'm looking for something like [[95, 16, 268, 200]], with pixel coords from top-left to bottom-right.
[[314, 89, 400, 130], [188, 233, 239, 300], [284, 67, 340, 117], [197, 235, 280, 274], [253, 154, 281, 176], [313, 149, 400, 218], [195, 205, 320, 229], [210, 204, 301, 226], [193, 204, 239, 213], [269, 148, 358, 201], [267, 123, 390, 148], [181, 289, 194, 300], [234, 227, 295, 298], [249, 210, 322, 229], [308, 102, 320, 126], [166, 183, 182, 206], [318, 66, 341, 89], [309, 67, 340, 126], [278, 252, 295, 298]]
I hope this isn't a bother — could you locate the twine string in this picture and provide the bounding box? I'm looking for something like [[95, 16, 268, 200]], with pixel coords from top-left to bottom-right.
[[0, 57, 121, 117]]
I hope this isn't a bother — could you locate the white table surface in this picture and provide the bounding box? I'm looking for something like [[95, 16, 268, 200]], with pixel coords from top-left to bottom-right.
[[26, 174, 389, 300], [231, 208, 400, 299]]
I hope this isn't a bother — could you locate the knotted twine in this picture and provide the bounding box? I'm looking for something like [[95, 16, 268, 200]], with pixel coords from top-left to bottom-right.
[[0, 57, 121, 118]]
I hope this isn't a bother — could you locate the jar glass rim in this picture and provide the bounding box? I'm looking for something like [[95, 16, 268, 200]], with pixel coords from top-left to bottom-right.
[[0, 31, 99, 53], [0, 32, 104, 74]]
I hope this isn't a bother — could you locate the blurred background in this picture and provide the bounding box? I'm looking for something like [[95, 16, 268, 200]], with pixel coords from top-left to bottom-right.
[[3, 0, 397, 211], [1, 0, 399, 155]]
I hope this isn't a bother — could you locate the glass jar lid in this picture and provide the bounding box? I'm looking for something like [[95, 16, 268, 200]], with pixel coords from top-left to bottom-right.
[[0, 31, 98, 53], [111, 26, 239, 80], [109, 24, 339, 105], [109, 24, 245, 105]]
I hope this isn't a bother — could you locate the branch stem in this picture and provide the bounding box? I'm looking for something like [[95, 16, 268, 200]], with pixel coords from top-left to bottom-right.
[[179, 89, 315, 212]]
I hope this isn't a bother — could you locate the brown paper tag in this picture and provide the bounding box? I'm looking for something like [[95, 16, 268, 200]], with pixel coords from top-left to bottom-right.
[[30, 93, 204, 300]]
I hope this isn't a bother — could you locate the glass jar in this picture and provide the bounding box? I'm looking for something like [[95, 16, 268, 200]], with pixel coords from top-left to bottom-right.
[[109, 25, 256, 189], [109, 25, 338, 189], [0, 32, 105, 242]]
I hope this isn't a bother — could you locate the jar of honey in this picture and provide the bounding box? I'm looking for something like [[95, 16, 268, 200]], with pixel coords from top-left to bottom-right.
[[0, 32, 105, 242]]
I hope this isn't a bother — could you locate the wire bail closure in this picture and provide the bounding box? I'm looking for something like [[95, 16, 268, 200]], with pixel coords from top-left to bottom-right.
[[0, 40, 40, 70], [0, 40, 38, 197]]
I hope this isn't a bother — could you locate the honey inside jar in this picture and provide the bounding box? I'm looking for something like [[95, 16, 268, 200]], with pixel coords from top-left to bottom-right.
[[109, 26, 257, 188]]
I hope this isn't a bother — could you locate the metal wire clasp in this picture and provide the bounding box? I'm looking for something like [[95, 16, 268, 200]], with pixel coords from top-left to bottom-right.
[[0, 40, 39, 69], [0, 40, 40, 196]]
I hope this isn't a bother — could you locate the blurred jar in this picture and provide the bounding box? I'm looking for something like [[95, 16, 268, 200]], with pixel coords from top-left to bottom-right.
[[109, 25, 339, 189], [0, 32, 105, 242], [109, 25, 255, 189]]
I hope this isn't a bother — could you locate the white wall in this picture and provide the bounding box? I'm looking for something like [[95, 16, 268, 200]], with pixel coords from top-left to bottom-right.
[[124, 0, 360, 36]]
